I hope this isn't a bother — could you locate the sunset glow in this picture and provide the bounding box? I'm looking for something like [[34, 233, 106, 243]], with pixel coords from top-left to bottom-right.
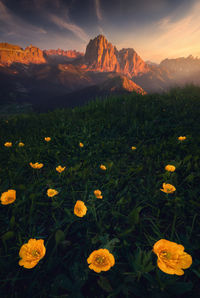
[[0, 0, 199, 63]]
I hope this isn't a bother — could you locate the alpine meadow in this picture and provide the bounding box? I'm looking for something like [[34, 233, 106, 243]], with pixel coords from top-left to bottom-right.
[[1, 85, 200, 297]]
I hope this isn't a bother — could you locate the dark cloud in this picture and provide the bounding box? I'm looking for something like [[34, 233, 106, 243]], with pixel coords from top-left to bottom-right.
[[0, 0, 198, 55]]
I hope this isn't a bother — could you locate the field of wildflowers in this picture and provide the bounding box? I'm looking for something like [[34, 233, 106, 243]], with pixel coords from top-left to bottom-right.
[[0, 85, 200, 297]]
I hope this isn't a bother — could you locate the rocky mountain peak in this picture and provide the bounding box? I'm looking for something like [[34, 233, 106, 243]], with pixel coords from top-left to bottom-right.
[[0, 43, 46, 66], [84, 35, 149, 77]]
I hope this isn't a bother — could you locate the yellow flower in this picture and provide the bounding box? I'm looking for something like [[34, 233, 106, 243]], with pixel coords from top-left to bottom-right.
[[44, 137, 51, 142], [0, 189, 16, 205], [79, 142, 84, 147], [165, 165, 176, 172], [47, 189, 58, 197], [4, 142, 12, 147], [94, 189, 103, 199], [56, 165, 66, 173], [74, 200, 87, 217], [153, 239, 192, 275], [131, 146, 136, 150], [160, 183, 176, 194], [100, 164, 106, 170], [87, 248, 115, 273], [18, 142, 25, 147], [19, 238, 46, 269], [178, 136, 186, 141], [30, 162, 44, 169]]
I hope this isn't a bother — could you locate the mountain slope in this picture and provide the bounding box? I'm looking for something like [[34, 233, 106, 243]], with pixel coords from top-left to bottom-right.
[[0, 43, 46, 66]]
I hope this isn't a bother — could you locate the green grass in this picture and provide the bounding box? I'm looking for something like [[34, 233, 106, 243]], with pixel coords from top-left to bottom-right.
[[0, 85, 200, 298]]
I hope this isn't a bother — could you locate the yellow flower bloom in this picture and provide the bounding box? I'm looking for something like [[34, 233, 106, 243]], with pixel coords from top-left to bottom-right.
[[19, 238, 46, 269], [100, 164, 106, 170], [18, 142, 25, 147], [131, 146, 136, 150], [74, 200, 87, 217], [0, 189, 16, 205], [94, 189, 103, 199], [178, 136, 186, 141], [47, 189, 58, 197], [160, 183, 176, 194], [4, 142, 12, 147], [165, 165, 176, 172], [44, 137, 51, 142], [153, 239, 192, 275], [87, 248, 115, 273], [30, 162, 44, 169], [79, 142, 84, 147], [56, 165, 66, 173]]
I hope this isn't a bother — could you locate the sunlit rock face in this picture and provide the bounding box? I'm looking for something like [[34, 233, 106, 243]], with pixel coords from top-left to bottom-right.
[[0, 43, 46, 66], [99, 73, 147, 94], [84, 35, 149, 77], [118, 48, 149, 77], [84, 35, 120, 72], [43, 49, 84, 59]]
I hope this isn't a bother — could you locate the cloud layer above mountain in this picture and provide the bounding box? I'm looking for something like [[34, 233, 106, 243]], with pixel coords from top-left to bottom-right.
[[0, 0, 199, 62]]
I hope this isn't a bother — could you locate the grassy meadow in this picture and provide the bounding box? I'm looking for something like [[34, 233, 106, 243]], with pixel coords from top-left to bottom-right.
[[0, 85, 200, 298]]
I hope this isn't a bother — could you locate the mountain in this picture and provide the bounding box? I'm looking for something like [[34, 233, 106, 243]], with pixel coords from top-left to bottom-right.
[[159, 55, 200, 86], [160, 55, 200, 73], [2, 34, 200, 112], [44, 49, 84, 58], [99, 73, 146, 94], [84, 35, 120, 72], [84, 35, 149, 77], [34, 73, 146, 112], [0, 43, 46, 66], [43, 49, 84, 64]]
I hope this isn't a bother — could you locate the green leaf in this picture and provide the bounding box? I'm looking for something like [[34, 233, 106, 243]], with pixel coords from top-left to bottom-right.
[[104, 238, 120, 251], [97, 276, 113, 293], [128, 206, 143, 225], [1, 231, 15, 241], [55, 229, 65, 245], [9, 216, 15, 229]]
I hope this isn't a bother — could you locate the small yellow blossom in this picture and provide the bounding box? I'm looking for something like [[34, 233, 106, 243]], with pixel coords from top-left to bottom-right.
[[74, 200, 87, 217], [19, 238, 46, 269], [94, 189, 103, 199], [160, 183, 176, 194], [4, 142, 12, 147], [56, 165, 66, 173], [153, 239, 192, 275], [178, 136, 186, 141], [30, 162, 44, 169], [0, 189, 16, 205], [87, 248, 115, 273], [47, 189, 58, 197], [79, 142, 84, 147], [44, 137, 51, 142], [18, 142, 25, 147], [100, 164, 106, 170], [131, 146, 136, 150], [165, 165, 176, 172]]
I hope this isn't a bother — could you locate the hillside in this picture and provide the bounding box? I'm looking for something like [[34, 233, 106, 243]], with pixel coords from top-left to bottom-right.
[[0, 85, 200, 297]]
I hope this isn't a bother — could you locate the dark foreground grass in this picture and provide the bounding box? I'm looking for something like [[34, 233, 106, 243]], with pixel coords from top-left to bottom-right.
[[0, 85, 200, 298]]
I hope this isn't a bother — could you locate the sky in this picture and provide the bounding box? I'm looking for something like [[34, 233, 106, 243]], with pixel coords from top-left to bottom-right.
[[0, 0, 200, 63]]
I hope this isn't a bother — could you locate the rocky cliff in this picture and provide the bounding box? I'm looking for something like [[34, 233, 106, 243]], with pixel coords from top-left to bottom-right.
[[84, 35, 120, 72], [0, 43, 46, 66], [84, 35, 149, 77], [99, 73, 147, 94], [44, 49, 84, 59]]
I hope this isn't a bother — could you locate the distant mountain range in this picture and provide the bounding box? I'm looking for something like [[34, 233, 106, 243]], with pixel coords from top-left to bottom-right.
[[0, 35, 200, 111]]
